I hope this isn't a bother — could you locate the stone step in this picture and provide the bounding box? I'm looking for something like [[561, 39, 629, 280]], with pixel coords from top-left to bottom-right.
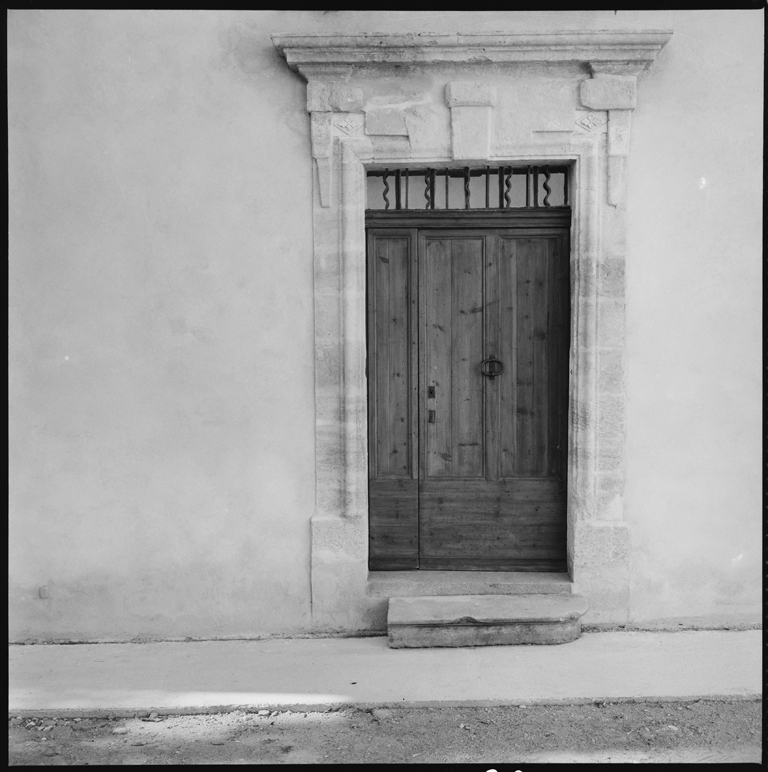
[[387, 593, 590, 648], [368, 570, 573, 597]]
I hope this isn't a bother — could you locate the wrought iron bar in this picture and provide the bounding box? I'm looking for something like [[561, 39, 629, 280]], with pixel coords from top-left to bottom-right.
[[395, 169, 401, 210], [424, 169, 431, 209], [504, 167, 512, 208], [533, 166, 539, 208], [485, 166, 490, 209], [405, 168, 409, 209], [526, 166, 531, 208], [431, 169, 436, 209], [445, 169, 449, 209], [383, 169, 390, 210], [542, 168, 551, 207], [498, 166, 504, 209], [464, 167, 471, 209]]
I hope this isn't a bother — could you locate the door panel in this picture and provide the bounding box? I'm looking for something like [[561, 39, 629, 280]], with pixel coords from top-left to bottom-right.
[[367, 215, 570, 572], [421, 234, 486, 479], [498, 236, 564, 479], [367, 230, 419, 570]]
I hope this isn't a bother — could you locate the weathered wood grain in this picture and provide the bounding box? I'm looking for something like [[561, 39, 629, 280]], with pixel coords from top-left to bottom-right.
[[367, 230, 419, 569]]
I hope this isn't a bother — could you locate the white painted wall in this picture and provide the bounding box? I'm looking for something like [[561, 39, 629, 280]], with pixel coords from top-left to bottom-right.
[[8, 10, 762, 640]]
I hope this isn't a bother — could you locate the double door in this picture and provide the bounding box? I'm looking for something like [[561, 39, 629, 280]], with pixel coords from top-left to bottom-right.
[[367, 212, 570, 571]]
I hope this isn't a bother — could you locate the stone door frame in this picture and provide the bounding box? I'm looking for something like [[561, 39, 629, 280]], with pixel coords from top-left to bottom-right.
[[273, 31, 672, 630]]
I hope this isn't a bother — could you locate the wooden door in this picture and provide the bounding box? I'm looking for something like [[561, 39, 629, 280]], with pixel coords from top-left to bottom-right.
[[367, 211, 569, 571]]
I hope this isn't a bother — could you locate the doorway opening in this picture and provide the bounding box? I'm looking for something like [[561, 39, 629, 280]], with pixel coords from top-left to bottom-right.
[[366, 165, 571, 572]]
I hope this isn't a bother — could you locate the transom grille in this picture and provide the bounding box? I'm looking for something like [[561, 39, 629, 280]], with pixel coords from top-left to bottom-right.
[[366, 165, 569, 211]]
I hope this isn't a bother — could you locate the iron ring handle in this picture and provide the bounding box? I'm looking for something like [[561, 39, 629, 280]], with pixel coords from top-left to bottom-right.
[[480, 357, 504, 379]]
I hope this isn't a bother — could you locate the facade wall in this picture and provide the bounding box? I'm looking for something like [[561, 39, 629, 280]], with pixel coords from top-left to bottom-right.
[[8, 10, 762, 641]]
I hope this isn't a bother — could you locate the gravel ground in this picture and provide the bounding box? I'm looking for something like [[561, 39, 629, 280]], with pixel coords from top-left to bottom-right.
[[8, 698, 762, 765]]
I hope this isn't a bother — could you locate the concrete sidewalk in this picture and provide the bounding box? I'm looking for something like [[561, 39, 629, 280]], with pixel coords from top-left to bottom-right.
[[8, 630, 761, 716]]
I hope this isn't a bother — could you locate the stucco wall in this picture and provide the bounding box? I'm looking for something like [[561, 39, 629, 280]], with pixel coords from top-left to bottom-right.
[[8, 10, 762, 641]]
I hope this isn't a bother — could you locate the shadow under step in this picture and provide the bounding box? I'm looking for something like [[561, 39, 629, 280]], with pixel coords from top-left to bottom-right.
[[387, 594, 589, 648]]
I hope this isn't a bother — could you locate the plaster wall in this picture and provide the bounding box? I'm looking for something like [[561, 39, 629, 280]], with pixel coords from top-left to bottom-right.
[[8, 10, 762, 641]]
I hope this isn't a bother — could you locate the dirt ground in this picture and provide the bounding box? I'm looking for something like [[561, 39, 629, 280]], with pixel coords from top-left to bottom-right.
[[8, 698, 762, 765]]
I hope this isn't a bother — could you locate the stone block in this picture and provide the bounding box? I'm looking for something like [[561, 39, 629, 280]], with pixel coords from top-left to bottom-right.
[[573, 560, 630, 625], [310, 552, 377, 632], [597, 473, 624, 519], [365, 108, 408, 136], [450, 105, 492, 160], [580, 75, 636, 110], [598, 257, 626, 298], [371, 136, 411, 157], [573, 521, 629, 565], [388, 594, 589, 648], [597, 434, 624, 475], [598, 349, 625, 394], [597, 393, 624, 437], [597, 299, 625, 348], [404, 104, 451, 156], [598, 392, 625, 437], [535, 109, 577, 132], [445, 82, 496, 107], [307, 82, 364, 113]]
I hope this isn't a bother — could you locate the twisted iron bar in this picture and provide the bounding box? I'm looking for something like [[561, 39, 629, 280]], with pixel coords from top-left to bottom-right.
[[542, 168, 552, 207], [425, 170, 431, 209], [464, 167, 470, 209], [504, 167, 512, 208], [382, 169, 390, 210]]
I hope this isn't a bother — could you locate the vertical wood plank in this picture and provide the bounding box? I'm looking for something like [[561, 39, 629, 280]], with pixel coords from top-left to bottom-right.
[[372, 236, 412, 475], [531, 238, 550, 476], [515, 239, 535, 476], [451, 237, 484, 477], [421, 234, 485, 479], [422, 236, 451, 478], [409, 229, 420, 482], [499, 236, 518, 479], [485, 234, 501, 482]]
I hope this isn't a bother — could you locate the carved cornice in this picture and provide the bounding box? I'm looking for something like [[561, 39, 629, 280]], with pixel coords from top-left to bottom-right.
[[272, 31, 673, 71]]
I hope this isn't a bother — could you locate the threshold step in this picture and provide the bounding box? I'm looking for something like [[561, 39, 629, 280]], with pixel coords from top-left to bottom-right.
[[387, 594, 589, 648], [368, 571, 572, 597]]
